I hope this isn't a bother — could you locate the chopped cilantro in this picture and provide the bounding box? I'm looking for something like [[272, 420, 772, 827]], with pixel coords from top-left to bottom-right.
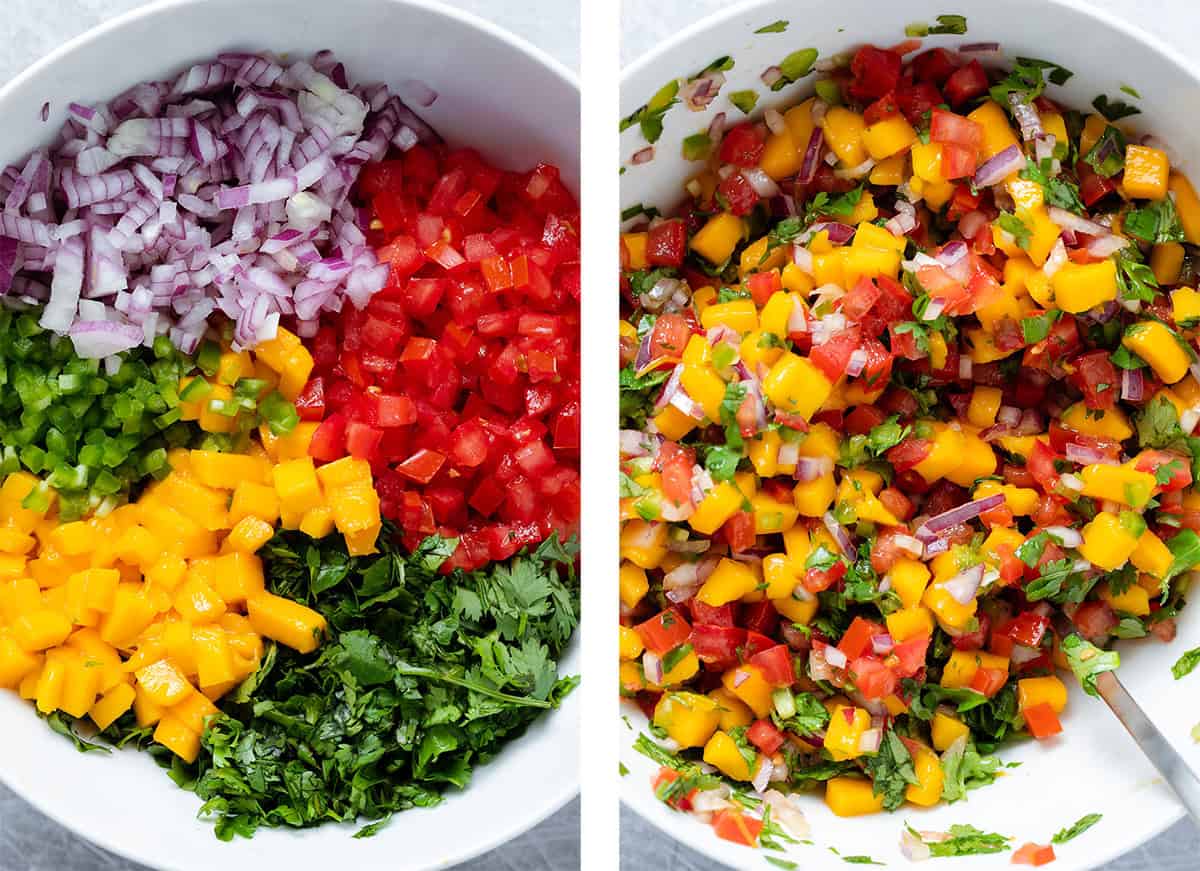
[[755, 19, 789, 34], [766, 858, 799, 870], [996, 212, 1032, 250], [905, 14, 969, 37], [1061, 634, 1120, 697], [1021, 309, 1061, 345], [1083, 124, 1127, 177], [916, 824, 1012, 857], [1020, 158, 1085, 213], [940, 739, 1007, 802], [1015, 56, 1074, 86], [621, 203, 660, 222], [719, 381, 749, 449], [1124, 197, 1186, 244], [621, 79, 681, 143], [704, 444, 742, 481], [1173, 646, 1200, 680], [1053, 812, 1102, 844], [842, 857, 884, 866], [865, 729, 919, 811], [1093, 93, 1142, 121]]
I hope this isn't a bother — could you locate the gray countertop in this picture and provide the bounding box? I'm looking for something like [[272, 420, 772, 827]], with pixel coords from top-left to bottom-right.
[[619, 0, 1200, 868], [0, 2, 578, 870]]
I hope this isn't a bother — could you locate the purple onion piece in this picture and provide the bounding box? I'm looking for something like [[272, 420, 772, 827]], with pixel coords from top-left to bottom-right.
[[915, 494, 1006, 542]]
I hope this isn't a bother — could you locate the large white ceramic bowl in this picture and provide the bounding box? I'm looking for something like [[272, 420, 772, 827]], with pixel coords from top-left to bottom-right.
[[0, 2, 579, 870], [621, 1, 1200, 868]]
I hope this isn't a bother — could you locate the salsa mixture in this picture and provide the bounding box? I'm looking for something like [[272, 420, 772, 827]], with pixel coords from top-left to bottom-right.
[[0, 50, 579, 839], [620, 29, 1200, 864]]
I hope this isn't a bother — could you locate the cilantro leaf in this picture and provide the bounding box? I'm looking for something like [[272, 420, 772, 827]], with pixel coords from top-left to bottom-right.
[[1125, 197, 1186, 244], [939, 738, 1007, 802], [1053, 812, 1102, 844], [996, 212, 1032, 250], [918, 824, 1012, 857], [1083, 125, 1127, 178], [755, 19, 789, 34], [1174, 647, 1200, 680], [1061, 634, 1120, 697], [865, 729, 919, 811], [769, 48, 819, 91], [1093, 93, 1141, 121], [905, 14, 968, 37]]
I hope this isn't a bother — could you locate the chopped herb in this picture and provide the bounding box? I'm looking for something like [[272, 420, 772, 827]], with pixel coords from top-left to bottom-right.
[[1083, 124, 1127, 177], [905, 14, 969, 37], [1173, 646, 1200, 680], [996, 212, 1032, 250], [766, 859, 799, 870], [1053, 813, 1103, 844], [916, 824, 1012, 857], [619, 762, 629, 776], [864, 729, 919, 811], [1020, 158, 1085, 213], [704, 444, 743, 481], [1120, 84, 1142, 99], [1115, 248, 1160, 303], [1021, 309, 1061, 345], [1093, 93, 1142, 121], [1061, 634, 1120, 697], [842, 857, 884, 866], [755, 20, 789, 34], [1014, 56, 1074, 87], [621, 79, 681, 143], [621, 203, 660, 222], [1124, 197, 1186, 244]]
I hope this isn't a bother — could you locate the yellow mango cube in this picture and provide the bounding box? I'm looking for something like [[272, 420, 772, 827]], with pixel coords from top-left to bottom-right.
[[247, 592, 326, 653], [654, 692, 722, 748], [690, 213, 744, 265], [1123, 145, 1169, 200], [1123, 320, 1190, 384], [1052, 259, 1118, 313]]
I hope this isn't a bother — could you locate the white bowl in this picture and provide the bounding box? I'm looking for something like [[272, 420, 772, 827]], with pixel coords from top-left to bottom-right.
[[620, 1, 1200, 868], [0, 2, 579, 870]]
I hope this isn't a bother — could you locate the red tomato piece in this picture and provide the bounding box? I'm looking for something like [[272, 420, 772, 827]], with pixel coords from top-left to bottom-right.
[[849, 46, 903, 100], [718, 124, 766, 168], [944, 59, 989, 106], [839, 617, 885, 660], [711, 810, 764, 847], [749, 644, 795, 686], [1012, 843, 1056, 866], [647, 219, 687, 267], [930, 109, 984, 151], [1023, 703, 1063, 739], [851, 656, 899, 699], [635, 610, 692, 656], [746, 719, 786, 755]]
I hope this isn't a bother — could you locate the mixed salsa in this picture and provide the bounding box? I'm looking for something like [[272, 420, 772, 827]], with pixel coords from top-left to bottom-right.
[[620, 32, 1200, 863]]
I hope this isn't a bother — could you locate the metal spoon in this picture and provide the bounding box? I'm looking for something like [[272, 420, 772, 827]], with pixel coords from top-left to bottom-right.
[[1095, 670, 1200, 822]]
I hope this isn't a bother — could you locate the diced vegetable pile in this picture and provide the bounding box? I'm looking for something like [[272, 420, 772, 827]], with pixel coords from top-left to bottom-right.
[[619, 29, 1199, 862], [0, 51, 578, 841]]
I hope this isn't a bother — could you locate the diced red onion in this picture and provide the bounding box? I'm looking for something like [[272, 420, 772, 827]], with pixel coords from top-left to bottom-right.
[[751, 757, 774, 793], [791, 243, 814, 275], [742, 168, 780, 198], [777, 440, 801, 468], [920, 298, 946, 321], [764, 108, 786, 136], [959, 42, 1000, 53], [399, 78, 437, 108], [1047, 206, 1107, 236], [1121, 367, 1145, 403], [997, 405, 1022, 427], [823, 644, 848, 669], [1044, 525, 1084, 548], [871, 633, 894, 655], [811, 222, 855, 245], [786, 296, 809, 333], [893, 534, 925, 559], [761, 791, 810, 839], [1064, 442, 1108, 466], [901, 828, 933, 862], [937, 240, 968, 268], [1181, 405, 1200, 436], [857, 728, 882, 753], [1015, 408, 1044, 435], [958, 356, 973, 380], [940, 563, 984, 605], [1060, 473, 1084, 492], [681, 72, 725, 112], [1010, 644, 1043, 665], [798, 127, 823, 184], [1086, 234, 1128, 258], [664, 562, 701, 601], [642, 650, 664, 685], [823, 511, 855, 557], [760, 66, 783, 88], [885, 207, 917, 237], [834, 157, 875, 180], [1008, 92, 1043, 141], [631, 146, 654, 165], [691, 786, 733, 813], [794, 455, 832, 482], [973, 144, 1024, 187], [1043, 238, 1068, 277], [706, 111, 726, 145], [1034, 134, 1057, 166], [958, 209, 988, 241], [845, 348, 867, 378], [915, 493, 1005, 542]]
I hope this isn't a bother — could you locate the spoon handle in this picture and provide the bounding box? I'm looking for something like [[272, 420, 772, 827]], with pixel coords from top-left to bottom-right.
[[1095, 670, 1200, 822]]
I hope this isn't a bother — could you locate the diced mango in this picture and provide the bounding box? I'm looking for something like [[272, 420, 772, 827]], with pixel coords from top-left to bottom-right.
[[1123, 320, 1190, 384], [691, 213, 744, 265], [826, 777, 885, 817], [1018, 675, 1068, 713], [247, 592, 326, 653]]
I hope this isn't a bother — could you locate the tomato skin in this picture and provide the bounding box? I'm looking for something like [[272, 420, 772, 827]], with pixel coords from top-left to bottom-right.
[[891, 634, 929, 677], [862, 91, 900, 126], [895, 80, 944, 124], [878, 487, 914, 522], [886, 437, 932, 473], [803, 560, 846, 593], [810, 326, 862, 382], [1071, 600, 1118, 640], [841, 277, 882, 323], [718, 124, 766, 168], [1026, 440, 1061, 493], [970, 666, 1008, 698], [690, 599, 738, 628], [1068, 350, 1119, 410], [742, 600, 780, 638], [717, 171, 759, 216], [294, 377, 326, 421], [999, 612, 1051, 648], [845, 404, 887, 436], [749, 644, 795, 686], [722, 511, 757, 553], [912, 48, 960, 85]]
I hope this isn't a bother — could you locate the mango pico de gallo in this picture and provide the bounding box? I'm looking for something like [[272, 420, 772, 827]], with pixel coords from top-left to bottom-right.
[[619, 37, 1200, 859]]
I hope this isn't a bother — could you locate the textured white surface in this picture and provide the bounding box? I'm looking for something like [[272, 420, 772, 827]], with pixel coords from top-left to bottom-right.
[[620, 0, 1200, 869], [0, 2, 577, 871]]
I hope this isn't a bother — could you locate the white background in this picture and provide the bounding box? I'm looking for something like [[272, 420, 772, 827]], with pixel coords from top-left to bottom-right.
[[619, 0, 1200, 869], [0, 2, 579, 871]]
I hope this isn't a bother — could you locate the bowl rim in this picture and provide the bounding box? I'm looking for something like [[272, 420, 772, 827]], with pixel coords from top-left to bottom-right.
[[0, 0, 580, 868], [617, 0, 1196, 865]]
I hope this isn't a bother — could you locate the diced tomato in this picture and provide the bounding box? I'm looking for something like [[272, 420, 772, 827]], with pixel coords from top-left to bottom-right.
[[878, 487, 914, 521], [845, 404, 888, 435], [395, 448, 446, 484], [1001, 612, 1051, 648], [1026, 440, 1061, 493], [970, 667, 1008, 698], [718, 124, 766, 168], [635, 610, 692, 656], [852, 656, 899, 699], [749, 644, 795, 686], [944, 59, 989, 106], [717, 171, 759, 216], [891, 634, 930, 677], [345, 421, 384, 461], [863, 91, 901, 126], [747, 271, 782, 306], [895, 80, 944, 124], [691, 624, 747, 671], [810, 326, 863, 382], [803, 559, 846, 593], [849, 46, 903, 100], [651, 767, 695, 810], [722, 511, 757, 553], [886, 437, 932, 473], [746, 719, 786, 755], [952, 613, 991, 652], [658, 441, 695, 505], [940, 142, 978, 179], [742, 630, 777, 661], [1012, 843, 1056, 866], [1023, 702, 1063, 739], [711, 809, 764, 847], [309, 413, 347, 462], [742, 601, 780, 638], [1071, 600, 1118, 640], [1135, 449, 1193, 492], [839, 617, 885, 660], [930, 110, 984, 151], [1068, 350, 1119, 410], [841, 277, 882, 323], [912, 48, 960, 85], [1077, 159, 1117, 206], [647, 219, 687, 267], [690, 599, 738, 628]]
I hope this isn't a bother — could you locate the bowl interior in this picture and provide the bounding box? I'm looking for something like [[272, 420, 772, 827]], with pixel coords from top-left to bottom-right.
[[620, 0, 1200, 867], [0, 2, 579, 870]]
